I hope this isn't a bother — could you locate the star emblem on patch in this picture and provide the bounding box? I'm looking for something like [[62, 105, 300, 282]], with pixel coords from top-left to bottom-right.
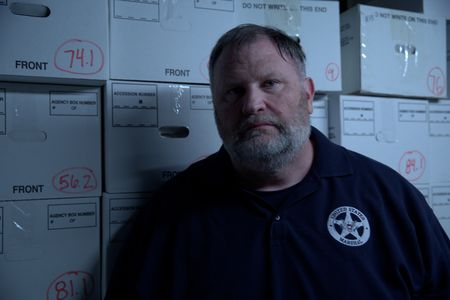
[[327, 206, 371, 247]]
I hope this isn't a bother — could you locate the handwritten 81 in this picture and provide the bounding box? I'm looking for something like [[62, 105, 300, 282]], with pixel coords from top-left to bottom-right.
[[47, 271, 94, 300], [398, 150, 426, 182], [54, 39, 105, 75]]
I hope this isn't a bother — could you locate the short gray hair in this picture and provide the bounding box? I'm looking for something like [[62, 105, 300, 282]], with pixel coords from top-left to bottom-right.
[[208, 23, 307, 86]]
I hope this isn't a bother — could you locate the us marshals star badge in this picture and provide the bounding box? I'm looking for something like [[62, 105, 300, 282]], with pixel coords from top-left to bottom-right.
[[327, 206, 370, 247]]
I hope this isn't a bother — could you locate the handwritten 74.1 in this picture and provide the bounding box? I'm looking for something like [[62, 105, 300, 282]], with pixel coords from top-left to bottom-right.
[[54, 39, 104, 75], [64, 48, 94, 68]]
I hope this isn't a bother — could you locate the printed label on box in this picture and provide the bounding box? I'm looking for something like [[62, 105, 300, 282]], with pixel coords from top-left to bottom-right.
[[48, 203, 97, 230], [429, 104, 450, 137], [191, 87, 213, 110], [50, 92, 98, 116], [195, 0, 234, 11], [398, 102, 427, 122], [112, 83, 158, 127], [343, 100, 375, 136], [109, 198, 147, 242], [432, 185, 450, 221], [114, 0, 159, 21], [113, 83, 157, 108], [312, 101, 327, 118]]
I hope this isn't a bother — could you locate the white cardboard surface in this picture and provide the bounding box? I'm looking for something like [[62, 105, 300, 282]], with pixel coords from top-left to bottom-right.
[[340, 5, 447, 98], [104, 80, 222, 193], [430, 182, 450, 238], [0, 197, 100, 300], [110, 0, 341, 92], [311, 94, 329, 137], [101, 192, 151, 299], [0, 0, 109, 84], [428, 99, 450, 182], [328, 94, 430, 184], [0, 82, 102, 200]]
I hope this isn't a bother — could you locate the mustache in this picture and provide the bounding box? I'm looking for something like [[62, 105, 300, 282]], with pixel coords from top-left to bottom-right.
[[236, 115, 283, 135]]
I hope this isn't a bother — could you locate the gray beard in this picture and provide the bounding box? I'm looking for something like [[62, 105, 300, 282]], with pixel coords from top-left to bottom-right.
[[222, 115, 311, 174]]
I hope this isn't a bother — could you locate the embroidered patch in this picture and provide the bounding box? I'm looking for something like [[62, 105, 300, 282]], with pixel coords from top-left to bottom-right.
[[327, 206, 370, 247]]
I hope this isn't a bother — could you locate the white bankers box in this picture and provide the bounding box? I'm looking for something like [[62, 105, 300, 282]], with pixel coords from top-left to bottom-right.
[[110, 0, 341, 92], [447, 21, 450, 95], [109, 0, 233, 84], [0, 82, 102, 200], [101, 192, 151, 299], [0, 197, 100, 300], [235, 0, 341, 92], [340, 5, 447, 98], [428, 99, 450, 183], [431, 184, 450, 238], [104, 81, 222, 193], [428, 100, 450, 236], [0, 0, 108, 84], [328, 95, 429, 184], [311, 94, 329, 136]]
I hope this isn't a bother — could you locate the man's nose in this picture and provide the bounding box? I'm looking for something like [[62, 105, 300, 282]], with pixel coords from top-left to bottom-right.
[[241, 87, 267, 115]]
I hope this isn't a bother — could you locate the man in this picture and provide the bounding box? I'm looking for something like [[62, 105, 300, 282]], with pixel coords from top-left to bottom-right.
[[106, 24, 450, 299]]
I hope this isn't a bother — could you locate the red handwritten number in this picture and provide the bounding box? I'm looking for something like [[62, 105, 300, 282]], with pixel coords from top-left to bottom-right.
[[72, 175, 79, 188], [63, 50, 75, 68], [53, 167, 97, 194], [83, 174, 93, 189], [55, 281, 68, 300], [398, 150, 426, 182], [59, 174, 79, 191], [59, 174, 69, 190], [427, 67, 445, 96], [405, 159, 416, 174], [69, 279, 75, 297], [53, 278, 88, 299], [325, 63, 339, 81], [63, 48, 92, 68], [327, 68, 334, 79], [47, 271, 94, 300], [89, 49, 94, 67], [76, 48, 84, 67], [429, 74, 443, 95], [83, 278, 88, 296]]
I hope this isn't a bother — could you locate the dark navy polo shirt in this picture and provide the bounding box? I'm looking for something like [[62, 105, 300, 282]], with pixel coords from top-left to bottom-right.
[[106, 127, 450, 300]]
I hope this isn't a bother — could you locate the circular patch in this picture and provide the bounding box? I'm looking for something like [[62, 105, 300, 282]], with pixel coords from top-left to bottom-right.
[[327, 206, 370, 247]]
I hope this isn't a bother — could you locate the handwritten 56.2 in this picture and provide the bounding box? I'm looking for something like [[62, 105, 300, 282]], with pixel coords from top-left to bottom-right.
[[52, 167, 97, 194]]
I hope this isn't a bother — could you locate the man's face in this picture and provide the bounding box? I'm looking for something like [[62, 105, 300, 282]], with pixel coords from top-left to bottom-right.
[[211, 36, 314, 173]]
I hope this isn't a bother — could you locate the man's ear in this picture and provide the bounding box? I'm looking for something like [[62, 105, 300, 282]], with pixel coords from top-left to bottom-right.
[[303, 77, 315, 114]]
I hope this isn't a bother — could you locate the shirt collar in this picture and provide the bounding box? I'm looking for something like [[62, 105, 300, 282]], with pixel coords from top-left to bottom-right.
[[309, 126, 353, 177]]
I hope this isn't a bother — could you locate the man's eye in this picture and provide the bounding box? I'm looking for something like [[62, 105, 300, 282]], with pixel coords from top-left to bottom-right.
[[263, 80, 280, 88], [224, 87, 244, 102]]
